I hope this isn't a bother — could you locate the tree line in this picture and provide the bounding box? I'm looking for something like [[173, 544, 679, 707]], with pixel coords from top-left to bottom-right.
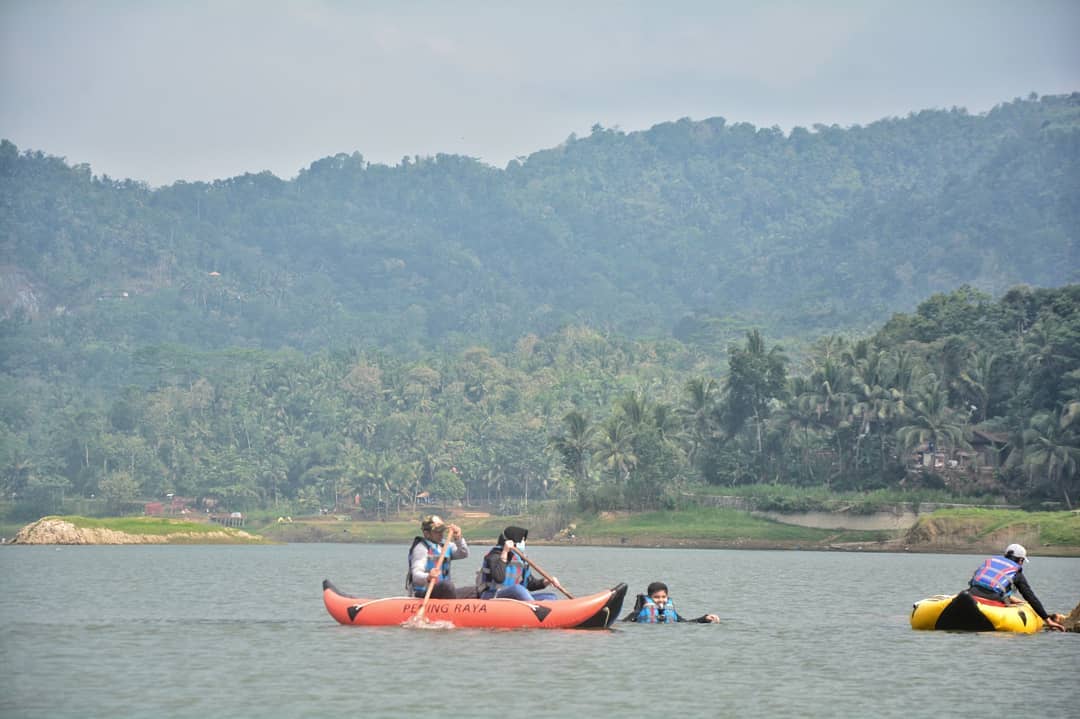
[[3, 285, 1078, 519]]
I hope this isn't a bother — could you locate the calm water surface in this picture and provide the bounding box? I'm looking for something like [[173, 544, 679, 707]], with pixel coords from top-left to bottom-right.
[[1, 544, 1077, 718]]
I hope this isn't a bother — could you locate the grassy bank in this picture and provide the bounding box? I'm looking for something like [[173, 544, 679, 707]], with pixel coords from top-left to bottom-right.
[[252, 507, 892, 548], [253, 505, 1080, 554], [255, 514, 522, 544], [568, 507, 890, 547], [692, 484, 1009, 513], [11, 506, 1079, 552], [61, 516, 239, 535]]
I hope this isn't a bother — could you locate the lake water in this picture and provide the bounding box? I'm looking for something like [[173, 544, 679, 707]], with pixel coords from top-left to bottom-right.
[[1, 544, 1078, 718]]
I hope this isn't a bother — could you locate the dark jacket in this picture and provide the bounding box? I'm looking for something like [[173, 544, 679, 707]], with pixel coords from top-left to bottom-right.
[[480, 546, 548, 593], [969, 567, 1051, 620]]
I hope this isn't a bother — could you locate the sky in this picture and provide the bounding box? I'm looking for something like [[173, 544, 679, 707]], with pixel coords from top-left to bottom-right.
[[2, 1, 1078, 187]]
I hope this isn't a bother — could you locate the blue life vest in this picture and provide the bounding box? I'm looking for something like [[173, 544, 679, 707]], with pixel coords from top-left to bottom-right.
[[479, 547, 532, 594], [969, 555, 1020, 599], [408, 537, 452, 595], [636, 596, 680, 623]]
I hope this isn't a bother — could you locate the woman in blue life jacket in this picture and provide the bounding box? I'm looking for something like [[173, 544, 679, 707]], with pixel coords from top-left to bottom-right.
[[406, 514, 472, 599], [477, 526, 559, 601], [621, 582, 720, 624], [966, 543, 1064, 631]]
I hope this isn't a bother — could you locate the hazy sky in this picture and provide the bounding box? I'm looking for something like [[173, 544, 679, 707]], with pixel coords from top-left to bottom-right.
[[2, 1, 1078, 187]]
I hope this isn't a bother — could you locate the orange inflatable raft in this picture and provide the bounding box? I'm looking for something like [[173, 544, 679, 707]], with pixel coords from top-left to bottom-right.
[[322, 579, 627, 629]]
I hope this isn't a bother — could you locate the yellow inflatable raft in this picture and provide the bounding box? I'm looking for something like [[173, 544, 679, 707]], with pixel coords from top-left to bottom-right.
[[911, 591, 1045, 633]]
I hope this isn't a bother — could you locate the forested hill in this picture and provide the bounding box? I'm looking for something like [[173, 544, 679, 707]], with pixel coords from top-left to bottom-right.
[[2, 93, 1079, 357]]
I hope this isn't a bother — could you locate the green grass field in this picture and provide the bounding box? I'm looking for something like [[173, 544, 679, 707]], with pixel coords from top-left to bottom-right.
[[253, 507, 893, 546], [255, 514, 534, 544], [568, 507, 880, 544], [57, 515, 234, 534]]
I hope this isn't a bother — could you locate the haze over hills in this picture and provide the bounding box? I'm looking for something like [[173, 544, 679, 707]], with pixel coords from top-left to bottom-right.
[[2, 92, 1078, 359]]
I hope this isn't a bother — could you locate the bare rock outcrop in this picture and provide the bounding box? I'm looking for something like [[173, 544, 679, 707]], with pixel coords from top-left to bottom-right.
[[12, 517, 257, 544]]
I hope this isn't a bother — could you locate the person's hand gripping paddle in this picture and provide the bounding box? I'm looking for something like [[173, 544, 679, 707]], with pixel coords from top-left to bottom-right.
[[403, 536, 455, 628]]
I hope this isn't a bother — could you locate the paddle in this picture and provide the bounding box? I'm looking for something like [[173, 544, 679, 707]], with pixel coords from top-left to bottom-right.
[[412, 536, 454, 624], [510, 546, 574, 599]]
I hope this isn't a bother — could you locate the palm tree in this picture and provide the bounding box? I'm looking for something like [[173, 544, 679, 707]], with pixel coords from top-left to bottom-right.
[[651, 402, 679, 444], [850, 350, 887, 463], [723, 330, 788, 462], [1013, 402, 1080, 508], [592, 417, 638, 485], [774, 377, 826, 485], [957, 349, 998, 423], [548, 410, 595, 496], [896, 382, 971, 465], [1019, 318, 1071, 409], [617, 391, 649, 428], [678, 378, 718, 467], [809, 359, 853, 426], [881, 349, 924, 424], [804, 358, 856, 482]]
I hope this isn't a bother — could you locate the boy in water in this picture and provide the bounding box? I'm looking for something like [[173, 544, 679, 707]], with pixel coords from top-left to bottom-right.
[[621, 581, 720, 623]]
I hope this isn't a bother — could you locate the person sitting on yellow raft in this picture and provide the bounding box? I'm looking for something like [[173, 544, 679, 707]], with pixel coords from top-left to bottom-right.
[[912, 542, 1066, 632], [968, 543, 1063, 631]]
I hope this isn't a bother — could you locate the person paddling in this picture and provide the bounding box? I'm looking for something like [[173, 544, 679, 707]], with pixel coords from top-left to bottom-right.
[[406, 514, 471, 599], [621, 582, 720, 624], [477, 526, 560, 601], [967, 543, 1064, 631]]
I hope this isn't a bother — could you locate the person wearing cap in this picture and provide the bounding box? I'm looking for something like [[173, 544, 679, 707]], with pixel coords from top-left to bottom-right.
[[967, 543, 1064, 631], [477, 526, 559, 601], [621, 582, 720, 624], [407, 514, 471, 599]]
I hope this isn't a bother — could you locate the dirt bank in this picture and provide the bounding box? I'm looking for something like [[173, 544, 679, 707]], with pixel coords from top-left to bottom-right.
[[900, 514, 1080, 556], [11, 518, 260, 545]]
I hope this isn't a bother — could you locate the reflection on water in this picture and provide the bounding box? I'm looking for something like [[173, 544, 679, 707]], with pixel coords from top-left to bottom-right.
[[1, 544, 1077, 718]]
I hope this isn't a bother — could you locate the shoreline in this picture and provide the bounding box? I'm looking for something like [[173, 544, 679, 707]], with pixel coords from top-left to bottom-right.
[[275, 535, 1080, 557], [9, 509, 1080, 557], [8, 532, 1080, 556]]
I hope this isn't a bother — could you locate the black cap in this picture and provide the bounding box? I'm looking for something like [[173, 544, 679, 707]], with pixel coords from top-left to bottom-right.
[[502, 526, 528, 544]]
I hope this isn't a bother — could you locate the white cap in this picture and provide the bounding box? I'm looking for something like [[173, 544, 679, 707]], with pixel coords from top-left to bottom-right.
[[1005, 543, 1028, 562]]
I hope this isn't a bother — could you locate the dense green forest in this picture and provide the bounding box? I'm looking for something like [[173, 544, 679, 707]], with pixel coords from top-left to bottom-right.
[[1, 94, 1078, 519], [2, 284, 1079, 519]]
